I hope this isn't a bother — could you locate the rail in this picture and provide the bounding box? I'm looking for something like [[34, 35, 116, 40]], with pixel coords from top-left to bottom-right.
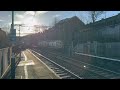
[[30, 49, 82, 79], [75, 52, 120, 62], [34, 49, 120, 79]]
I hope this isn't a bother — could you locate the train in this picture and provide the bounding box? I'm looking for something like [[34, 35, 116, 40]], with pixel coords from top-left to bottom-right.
[[38, 40, 63, 48]]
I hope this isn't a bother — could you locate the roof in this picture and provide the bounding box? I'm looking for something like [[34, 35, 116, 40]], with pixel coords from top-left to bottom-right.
[[50, 16, 86, 31], [56, 16, 85, 26]]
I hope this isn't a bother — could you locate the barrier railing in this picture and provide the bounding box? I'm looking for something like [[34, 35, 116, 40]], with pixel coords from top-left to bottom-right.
[[0, 46, 22, 79], [0, 47, 12, 78]]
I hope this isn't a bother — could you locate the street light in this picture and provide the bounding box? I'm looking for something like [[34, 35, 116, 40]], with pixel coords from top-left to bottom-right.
[[11, 11, 15, 79]]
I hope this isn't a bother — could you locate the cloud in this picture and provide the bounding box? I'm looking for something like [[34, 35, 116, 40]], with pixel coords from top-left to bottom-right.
[[24, 11, 48, 17], [8, 15, 11, 17], [53, 14, 61, 18], [0, 19, 4, 22], [8, 21, 22, 25], [25, 11, 35, 16], [16, 14, 24, 19], [36, 11, 48, 15], [14, 21, 22, 24]]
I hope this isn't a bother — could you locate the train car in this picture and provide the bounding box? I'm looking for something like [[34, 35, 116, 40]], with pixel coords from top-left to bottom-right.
[[38, 40, 63, 49], [38, 41, 48, 47], [49, 40, 63, 48]]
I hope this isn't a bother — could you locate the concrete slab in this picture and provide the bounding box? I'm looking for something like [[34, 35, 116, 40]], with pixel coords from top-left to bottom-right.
[[15, 49, 60, 79]]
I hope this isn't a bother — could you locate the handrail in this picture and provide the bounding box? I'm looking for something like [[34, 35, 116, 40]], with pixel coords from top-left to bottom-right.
[[0, 53, 21, 79], [0, 47, 11, 79]]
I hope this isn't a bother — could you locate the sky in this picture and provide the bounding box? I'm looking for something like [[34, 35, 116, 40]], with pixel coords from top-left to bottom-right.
[[0, 11, 120, 36]]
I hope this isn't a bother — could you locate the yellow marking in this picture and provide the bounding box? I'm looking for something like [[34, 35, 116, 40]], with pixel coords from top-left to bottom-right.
[[18, 60, 35, 66]]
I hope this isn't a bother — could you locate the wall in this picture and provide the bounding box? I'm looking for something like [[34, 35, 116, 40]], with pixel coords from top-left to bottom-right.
[[74, 41, 120, 59], [74, 22, 120, 59], [0, 29, 7, 48]]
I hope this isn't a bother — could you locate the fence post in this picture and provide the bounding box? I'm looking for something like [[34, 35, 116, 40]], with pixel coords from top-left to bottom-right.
[[7, 48, 10, 65], [1, 49, 4, 77], [94, 41, 97, 55], [87, 41, 90, 54]]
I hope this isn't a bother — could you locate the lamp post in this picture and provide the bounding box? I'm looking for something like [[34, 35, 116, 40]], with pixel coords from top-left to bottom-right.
[[11, 11, 15, 79]]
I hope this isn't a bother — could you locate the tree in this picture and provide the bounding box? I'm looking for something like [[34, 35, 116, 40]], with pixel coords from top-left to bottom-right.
[[88, 11, 105, 23]]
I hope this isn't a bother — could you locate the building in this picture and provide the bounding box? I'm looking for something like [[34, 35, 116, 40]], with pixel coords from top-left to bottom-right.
[[0, 28, 8, 48], [75, 13, 120, 58]]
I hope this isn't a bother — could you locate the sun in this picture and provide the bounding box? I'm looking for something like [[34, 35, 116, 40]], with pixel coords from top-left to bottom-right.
[[22, 17, 38, 26]]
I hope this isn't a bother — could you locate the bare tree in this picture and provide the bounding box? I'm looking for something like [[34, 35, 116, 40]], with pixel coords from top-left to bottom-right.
[[88, 11, 105, 23]]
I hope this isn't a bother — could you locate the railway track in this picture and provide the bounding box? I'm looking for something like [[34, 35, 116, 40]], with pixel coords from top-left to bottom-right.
[[30, 49, 82, 79], [31, 49, 120, 79]]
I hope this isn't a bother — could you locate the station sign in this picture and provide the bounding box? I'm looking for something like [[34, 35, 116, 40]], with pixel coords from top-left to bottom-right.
[[10, 29, 16, 44]]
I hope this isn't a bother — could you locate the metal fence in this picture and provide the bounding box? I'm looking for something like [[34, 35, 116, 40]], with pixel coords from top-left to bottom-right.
[[74, 41, 120, 59], [0, 47, 12, 78]]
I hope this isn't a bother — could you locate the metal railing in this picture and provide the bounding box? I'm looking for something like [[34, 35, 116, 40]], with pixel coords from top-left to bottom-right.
[[0, 47, 12, 78]]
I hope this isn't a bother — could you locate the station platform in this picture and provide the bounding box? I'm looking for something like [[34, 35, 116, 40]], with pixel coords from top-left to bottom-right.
[[15, 49, 60, 79]]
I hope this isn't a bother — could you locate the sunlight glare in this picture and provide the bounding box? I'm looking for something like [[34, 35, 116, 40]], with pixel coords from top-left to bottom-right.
[[22, 17, 37, 26]]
